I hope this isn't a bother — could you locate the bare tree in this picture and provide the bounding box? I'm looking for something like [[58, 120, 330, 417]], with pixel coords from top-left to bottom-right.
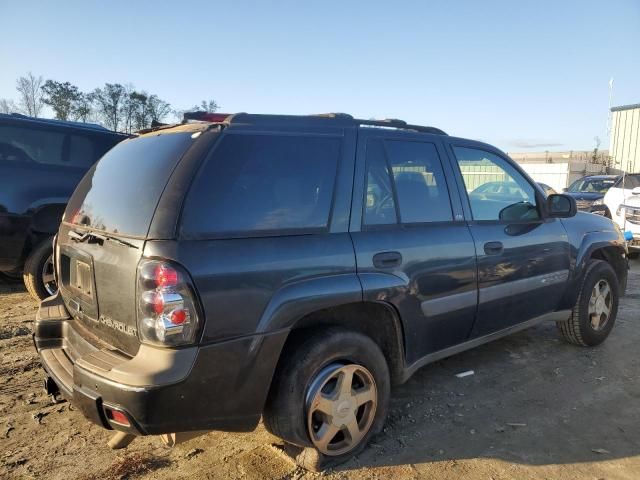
[[147, 95, 171, 124], [16, 72, 44, 117], [0, 98, 18, 114]]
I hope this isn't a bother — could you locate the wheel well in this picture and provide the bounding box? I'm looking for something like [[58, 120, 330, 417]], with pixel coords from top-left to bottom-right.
[[590, 246, 626, 284], [283, 302, 406, 385], [30, 204, 65, 234]]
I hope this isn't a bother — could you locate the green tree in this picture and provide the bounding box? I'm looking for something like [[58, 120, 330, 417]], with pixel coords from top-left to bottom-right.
[[73, 93, 93, 122], [41, 80, 82, 120], [194, 99, 219, 112], [90, 83, 127, 131]]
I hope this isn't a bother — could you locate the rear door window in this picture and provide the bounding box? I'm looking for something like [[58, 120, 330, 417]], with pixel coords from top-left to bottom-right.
[[180, 133, 340, 237], [363, 138, 453, 226]]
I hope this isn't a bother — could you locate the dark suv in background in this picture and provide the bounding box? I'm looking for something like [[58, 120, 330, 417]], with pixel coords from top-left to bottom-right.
[[564, 174, 619, 215], [0, 113, 127, 299], [34, 113, 628, 471]]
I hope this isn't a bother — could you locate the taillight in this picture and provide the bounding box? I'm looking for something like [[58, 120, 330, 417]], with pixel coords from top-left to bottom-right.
[[137, 259, 201, 347]]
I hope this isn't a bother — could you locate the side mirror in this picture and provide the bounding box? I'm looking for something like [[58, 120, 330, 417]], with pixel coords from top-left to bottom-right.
[[632, 187, 640, 195], [547, 194, 577, 218]]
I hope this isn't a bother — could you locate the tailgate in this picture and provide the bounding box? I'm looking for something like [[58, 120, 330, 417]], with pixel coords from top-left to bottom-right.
[[57, 223, 145, 356]]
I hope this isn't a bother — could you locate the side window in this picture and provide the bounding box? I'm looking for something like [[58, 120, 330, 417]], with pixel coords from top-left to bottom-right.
[[453, 147, 539, 222], [386, 140, 453, 223], [623, 175, 640, 189], [363, 139, 453, 226], [181, 133, 340, 236], [0, 125, 64, 165], [363, 139, 397, 225], [68, 135, 95, 167]]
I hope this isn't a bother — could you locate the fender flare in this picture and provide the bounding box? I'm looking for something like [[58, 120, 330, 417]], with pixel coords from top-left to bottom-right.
[[560, 231, 627, 309]]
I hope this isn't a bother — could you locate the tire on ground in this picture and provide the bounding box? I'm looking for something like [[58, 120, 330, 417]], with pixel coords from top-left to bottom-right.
[[23, 237, 54, 301], [557, 259, 619, 347], [263, 327, 390, 470]]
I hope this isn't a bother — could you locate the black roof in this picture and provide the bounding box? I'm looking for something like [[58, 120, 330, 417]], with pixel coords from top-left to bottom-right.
[[0, 112, 127, 136], [611, 103, 640, 112]]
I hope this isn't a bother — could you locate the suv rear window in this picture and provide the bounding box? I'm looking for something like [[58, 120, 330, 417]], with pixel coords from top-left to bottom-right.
[[66, 132, 197, 237], [0, 124, 115, 167], [180, 133, 340, 238]]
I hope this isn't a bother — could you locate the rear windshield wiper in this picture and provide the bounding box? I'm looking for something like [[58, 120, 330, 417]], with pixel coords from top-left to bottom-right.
[[69, 229, 138, 249]]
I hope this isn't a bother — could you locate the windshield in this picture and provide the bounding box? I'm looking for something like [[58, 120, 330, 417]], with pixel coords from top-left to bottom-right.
[[64, 131, 198, 237], [567, 178, 615, 193]]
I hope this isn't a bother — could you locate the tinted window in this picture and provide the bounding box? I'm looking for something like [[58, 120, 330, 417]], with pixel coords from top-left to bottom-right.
[[66, 132, 197, 237], [181, 133, 340, 237], [387, 141, 452, 223], [567, 177, 616, 193], [454, 147, 539, 221], [363, 139, 453, 225], [0, 125, 64, 165], [363, 139, 397, 225], [615, 175, 640, 189], [68, 135, 95, 167]]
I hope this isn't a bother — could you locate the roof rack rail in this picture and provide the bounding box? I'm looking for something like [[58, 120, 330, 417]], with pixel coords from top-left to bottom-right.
[[312, 112, 354, 119], [355, 118, 447, 135]]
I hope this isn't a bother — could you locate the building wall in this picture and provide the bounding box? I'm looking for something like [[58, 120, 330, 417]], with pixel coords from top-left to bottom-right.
[[509, 150, 609, 164], [610, 105, 640, 173]]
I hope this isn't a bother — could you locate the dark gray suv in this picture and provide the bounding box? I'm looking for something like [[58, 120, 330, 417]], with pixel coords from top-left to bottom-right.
[[34, 113, 628, 470]]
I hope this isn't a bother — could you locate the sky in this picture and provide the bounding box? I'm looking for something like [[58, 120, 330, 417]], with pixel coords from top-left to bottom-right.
[[1, 0, 639, 152]]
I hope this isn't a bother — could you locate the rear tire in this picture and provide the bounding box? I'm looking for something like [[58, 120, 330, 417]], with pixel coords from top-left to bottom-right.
[[23, 238, 56, 301], [557, 260, 619, 347], [263, 328, 390, 470]]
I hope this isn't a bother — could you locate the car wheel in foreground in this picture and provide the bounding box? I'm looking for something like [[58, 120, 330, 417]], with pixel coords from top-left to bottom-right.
[[557, 259, 619, 346], [23, 238, 57, 301], [263, 328, 389, 471]]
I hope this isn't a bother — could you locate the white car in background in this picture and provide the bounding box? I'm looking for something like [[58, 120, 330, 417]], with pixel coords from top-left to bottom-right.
[[599, 173, 640, 257]]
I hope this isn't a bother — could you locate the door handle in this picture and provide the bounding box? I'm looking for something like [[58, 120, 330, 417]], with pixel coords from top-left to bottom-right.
[[484, 241, 504, 255], [373, 251, 403, 269]]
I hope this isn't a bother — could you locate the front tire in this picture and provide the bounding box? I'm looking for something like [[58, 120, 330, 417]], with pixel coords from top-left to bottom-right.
[[264, 328, 390, 470], [23, 238, 56, 301], [557, 260, 619, 346]]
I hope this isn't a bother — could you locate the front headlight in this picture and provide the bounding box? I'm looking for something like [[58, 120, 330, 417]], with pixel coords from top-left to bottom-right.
[[592, 198, 604, 206]]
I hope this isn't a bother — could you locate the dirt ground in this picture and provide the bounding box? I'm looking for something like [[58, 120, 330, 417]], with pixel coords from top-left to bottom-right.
[[1, 261, 639, 480]]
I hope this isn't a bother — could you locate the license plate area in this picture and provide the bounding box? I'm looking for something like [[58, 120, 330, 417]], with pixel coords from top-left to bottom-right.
[[59, 245, 98, 319], [70, 259, 93, 298]]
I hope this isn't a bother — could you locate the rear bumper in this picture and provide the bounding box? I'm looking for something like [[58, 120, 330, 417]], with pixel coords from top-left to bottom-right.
[[35, 294, 287, 435]]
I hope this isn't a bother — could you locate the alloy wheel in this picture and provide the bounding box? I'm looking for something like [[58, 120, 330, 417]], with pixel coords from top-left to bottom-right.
[[306, 363, 377, 456], [588, 279, 612, 331], [41, 254, 57, 296]]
